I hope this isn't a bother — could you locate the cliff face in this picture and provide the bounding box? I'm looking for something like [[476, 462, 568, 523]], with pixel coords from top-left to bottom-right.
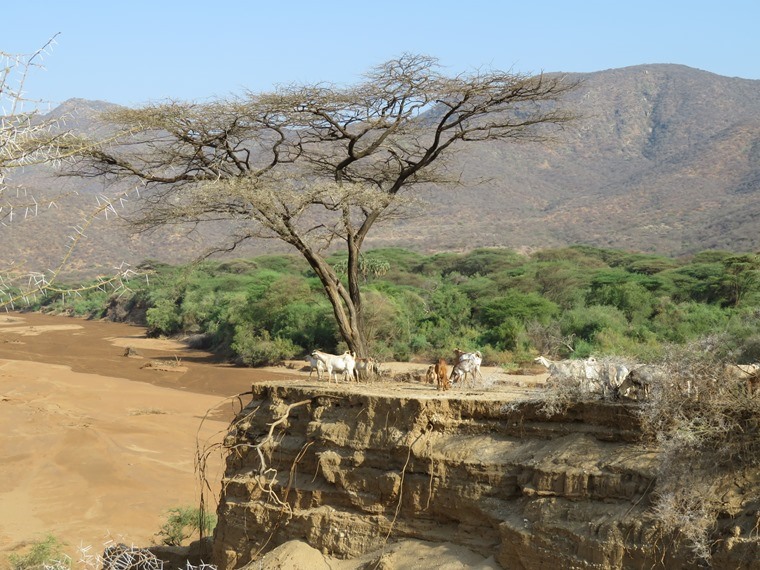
[[211, 382, 757, 569]]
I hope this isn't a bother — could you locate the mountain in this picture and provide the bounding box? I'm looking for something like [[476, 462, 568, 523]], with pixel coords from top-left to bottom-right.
[[3, 64, 760, 279]]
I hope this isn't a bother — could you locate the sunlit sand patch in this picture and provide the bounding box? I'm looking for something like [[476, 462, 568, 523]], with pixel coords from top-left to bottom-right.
[[106, 336, 188, 351], [0, 324, 83, 336], [127, 408, 167, 416], [140, 360, 188, 373], [0, 316, 26, 325], [124, 444, 161, 454]]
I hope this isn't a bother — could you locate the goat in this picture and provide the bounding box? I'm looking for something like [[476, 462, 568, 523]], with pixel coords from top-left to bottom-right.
[[534, 355, 586, 380], [614, 368, 651, 401], [534, 355, 611, 395], [614, 365, 667, 400], [450, 350, 483, 387], [434, 358, 450, 391], [583, 357, 629, 398], [725, 363, 760, 396], [424, 365, 437, 384], [356, 357, 380, 380], [535, 355, 582, 376], [311, 350, 358, 383], [305, 354, 326, 381]]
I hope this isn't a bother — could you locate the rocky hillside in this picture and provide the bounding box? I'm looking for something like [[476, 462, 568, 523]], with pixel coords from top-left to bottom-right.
[[211, 381, 759, 569], [3, 64, 760, 278]]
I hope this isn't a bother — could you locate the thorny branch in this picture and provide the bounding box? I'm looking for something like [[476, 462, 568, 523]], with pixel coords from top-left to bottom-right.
[[1, 37, 148, 311]]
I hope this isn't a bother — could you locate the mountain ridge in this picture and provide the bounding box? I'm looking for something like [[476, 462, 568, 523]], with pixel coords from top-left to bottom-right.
[[3, 63, 760, 278]]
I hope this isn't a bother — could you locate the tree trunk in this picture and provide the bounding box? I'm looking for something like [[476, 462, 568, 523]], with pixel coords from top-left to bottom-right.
[[294, 241, 366, 357], [346, 235, 368, 357]]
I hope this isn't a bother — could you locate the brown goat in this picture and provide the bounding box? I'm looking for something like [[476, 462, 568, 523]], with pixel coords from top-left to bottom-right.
[[435, 358, 449, 391]]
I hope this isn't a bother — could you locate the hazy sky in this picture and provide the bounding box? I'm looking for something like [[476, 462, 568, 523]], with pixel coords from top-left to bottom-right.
[[5, 0, 759, 107]]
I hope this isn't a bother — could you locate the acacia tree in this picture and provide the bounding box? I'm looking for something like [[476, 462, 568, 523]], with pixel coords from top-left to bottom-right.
[[71, 55, 578, 356]]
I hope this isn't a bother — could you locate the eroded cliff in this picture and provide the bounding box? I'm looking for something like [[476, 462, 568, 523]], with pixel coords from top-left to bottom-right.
[[211, 381, 758, 569]]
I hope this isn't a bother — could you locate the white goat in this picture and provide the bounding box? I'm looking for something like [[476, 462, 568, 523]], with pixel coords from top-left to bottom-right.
[[450, 350, 483, 387], [583, 357, 630, 398], [534, 355, 586, 380], [355, 357, 380, 380], [534, 355, 609, 395], [305, 354, 326, 381], [311, 350, 357, 383]]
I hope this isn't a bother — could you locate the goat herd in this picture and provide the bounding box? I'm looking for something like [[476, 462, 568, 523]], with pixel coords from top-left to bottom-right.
[[533, 355, 652, 400], [534, 356, 760, 401], [304, 349, 760, 401], [305, 348, 483, 391]]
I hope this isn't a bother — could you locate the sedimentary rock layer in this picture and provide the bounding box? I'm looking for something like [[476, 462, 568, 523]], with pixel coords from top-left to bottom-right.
[[211, 382, 757, 569]]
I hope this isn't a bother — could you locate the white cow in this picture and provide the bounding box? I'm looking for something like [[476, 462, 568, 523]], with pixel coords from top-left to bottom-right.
[[450, 350, 483, 387], [305, 354, 326, 381], [311, 350, 357, 383]]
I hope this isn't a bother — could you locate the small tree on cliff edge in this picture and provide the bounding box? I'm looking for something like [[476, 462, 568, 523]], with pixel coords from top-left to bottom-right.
[[70, 54, 578, 356]]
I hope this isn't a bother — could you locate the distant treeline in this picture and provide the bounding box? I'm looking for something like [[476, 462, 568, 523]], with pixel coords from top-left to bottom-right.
[[33, 246, 760, 367]]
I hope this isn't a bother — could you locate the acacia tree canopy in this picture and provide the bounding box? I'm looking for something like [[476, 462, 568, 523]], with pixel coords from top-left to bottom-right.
[[71, 54, 579, 356]]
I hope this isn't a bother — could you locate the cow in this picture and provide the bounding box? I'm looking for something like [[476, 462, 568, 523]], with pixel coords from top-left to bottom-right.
[[311, 350, 358, 383]]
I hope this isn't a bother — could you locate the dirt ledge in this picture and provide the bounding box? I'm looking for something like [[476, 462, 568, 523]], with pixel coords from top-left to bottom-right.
[[211, 380, 759, 570]]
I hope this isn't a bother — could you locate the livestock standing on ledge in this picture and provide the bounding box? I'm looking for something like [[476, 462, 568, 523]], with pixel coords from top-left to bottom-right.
[[534, 355, 629, 398], [311, 350, 358, 383], [450, 349, 483, 387], [305, 354, 326, 381], [435, 358, 450, 391], [356, 356, 381, 380]]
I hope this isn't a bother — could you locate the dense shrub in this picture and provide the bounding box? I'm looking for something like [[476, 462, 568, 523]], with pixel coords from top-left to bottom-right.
[[156, 505, 217, 546], [39, 246, 760, 366], [231, 329, 299, 366], [146, 299, 183, 336]]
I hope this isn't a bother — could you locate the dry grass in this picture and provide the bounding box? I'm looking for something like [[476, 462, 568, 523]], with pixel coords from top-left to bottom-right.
[[633, 340, 759, 563]]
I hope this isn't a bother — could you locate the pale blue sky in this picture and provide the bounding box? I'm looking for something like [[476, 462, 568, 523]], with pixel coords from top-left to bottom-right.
[[5, 0, 759, 107]]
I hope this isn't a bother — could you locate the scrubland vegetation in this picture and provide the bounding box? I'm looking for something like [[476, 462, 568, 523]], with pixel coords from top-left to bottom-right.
[[31, 245, 760, 368]]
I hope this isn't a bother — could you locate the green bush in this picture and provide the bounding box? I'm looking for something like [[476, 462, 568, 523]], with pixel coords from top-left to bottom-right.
[[9, 534, 68, 570], [231, 328, 299, 366], [146, 299, 183, 336], [560, 304, 629, 345], [156, 505, 217, 546]]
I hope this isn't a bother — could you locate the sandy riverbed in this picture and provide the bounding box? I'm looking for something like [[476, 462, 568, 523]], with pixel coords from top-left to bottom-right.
[[0, 312, 546, 569]]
